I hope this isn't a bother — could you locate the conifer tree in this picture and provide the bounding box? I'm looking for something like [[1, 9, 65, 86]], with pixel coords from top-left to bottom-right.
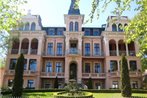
[[87, 77, 93, 89], [12, 54, 24, 97], [120, 55, 132, 97], [54, 76, 58, 89]]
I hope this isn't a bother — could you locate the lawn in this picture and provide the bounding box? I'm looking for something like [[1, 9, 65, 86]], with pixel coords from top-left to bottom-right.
[[3, 92, 147, 98]]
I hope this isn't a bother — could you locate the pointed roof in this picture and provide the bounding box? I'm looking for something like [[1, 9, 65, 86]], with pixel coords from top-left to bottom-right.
[[68, 0, 80, 15]]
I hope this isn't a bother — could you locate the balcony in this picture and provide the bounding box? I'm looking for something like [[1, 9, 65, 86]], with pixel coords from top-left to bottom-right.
[[108, 71, 120, 77], [42, 52, 64, 58], [30, 49, 38, 54], [129, 71, 142, 77], [119, 51, 126, 56], [109, 50, 117, 56], [21, 49, 28, 54], [66, 48, 81, 55], [11, 49, 19, 54], [83, 52, 104, 58], [82, 73, 106, 79], [5, 70, 38, 76], [128, 51, 136, 56], [108, 71, 142, 78], [40, 72, 64, 78]]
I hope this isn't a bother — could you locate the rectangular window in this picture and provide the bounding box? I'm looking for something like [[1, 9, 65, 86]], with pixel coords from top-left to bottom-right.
[[47, 43, 54, 55], [24, 59, 27, 70], [129, 61, 137, 71], [48, 29, 55, 35], [85, 43, 90, 56], [8, 79, 13, 87], [94, 43, 100, 56], [29, 59, 37, 71], [110, 60, 118, 72], [9, 59, 17, 70], [57, 43, 63, 56], [95, 63, 101, 73], [56, 62, 62, 73], [46, 62, 52, 72], [57, 29, 63, 35], [93, 29, 100, 36], [27, 80, 35, 89], [85, 63, 90, 73], [131, 81, 138, 89], [84, 29, 90, 36], [112, 81, 119, 89]]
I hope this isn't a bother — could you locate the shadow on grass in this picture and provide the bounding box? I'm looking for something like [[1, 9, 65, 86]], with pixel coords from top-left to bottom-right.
[[131, 96, 147, 98]]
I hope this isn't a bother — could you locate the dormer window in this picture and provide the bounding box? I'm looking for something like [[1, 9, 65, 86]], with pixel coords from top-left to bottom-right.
[[93, 29, 100, 36], [48, 29, 55, 35], [112, 23, 117, 32], [31, 22, 36, 31], [57, 29, 63, 35], [69, 22, 73, 31], [84, 29, 90, 36], [75, 22, 79, 32], [25, 23, 30, 31]]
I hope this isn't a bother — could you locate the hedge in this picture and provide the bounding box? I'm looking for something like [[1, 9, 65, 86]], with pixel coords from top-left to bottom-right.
[[2, 89, 147, 95]]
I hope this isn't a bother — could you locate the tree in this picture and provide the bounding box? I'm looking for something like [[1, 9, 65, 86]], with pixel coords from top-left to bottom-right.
[[54, 76, 59, 89], [87, 77, 93, 89], [0, 0, 27, 57], [120, 55, 132, 97], [12, 54, 25, 97]]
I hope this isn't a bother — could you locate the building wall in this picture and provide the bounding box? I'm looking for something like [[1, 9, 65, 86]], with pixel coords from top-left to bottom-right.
[[2, 13, 142, 89]]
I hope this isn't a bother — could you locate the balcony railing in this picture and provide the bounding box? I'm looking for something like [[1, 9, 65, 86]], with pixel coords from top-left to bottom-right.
[[82, 73, 106, 78], [5, 70, 38, 76], [109, 50, 117, 56], [128, 51, 136, 56], [21, 49, 28, 54], [108, 71, 142, 77], [93, 52, 104, 56], [11, 49, 19, 54], [30, 49, 38, 54], [119, 51, 126, 56], [66, 48, 80, 55], [41, 72, 64, 78], [42, 52, 64, 56]]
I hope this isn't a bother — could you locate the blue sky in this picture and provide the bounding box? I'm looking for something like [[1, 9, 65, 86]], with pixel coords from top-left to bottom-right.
[[24, 0, 137, 27]]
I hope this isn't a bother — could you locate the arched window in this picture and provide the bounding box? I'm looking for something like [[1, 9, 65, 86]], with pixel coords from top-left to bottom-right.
[[118, 23, 123, 32], [69, 22, 73, 31], [21, 38, 29, 54], [112, 23, 117, 31], [75, 22, 79, 31], [31, 22, 36, 31], [31, 38, 38, 54], [25, 23, 30, 31]]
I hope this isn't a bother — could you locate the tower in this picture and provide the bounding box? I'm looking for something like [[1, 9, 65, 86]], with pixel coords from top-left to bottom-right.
[[64, 0, 84, 83]]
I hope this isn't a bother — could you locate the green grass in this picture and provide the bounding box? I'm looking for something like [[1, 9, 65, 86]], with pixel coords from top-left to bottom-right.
[[4, 92, 147, 98]]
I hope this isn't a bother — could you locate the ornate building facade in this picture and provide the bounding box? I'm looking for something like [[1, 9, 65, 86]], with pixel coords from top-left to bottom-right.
[[2, 0, 142, 89]]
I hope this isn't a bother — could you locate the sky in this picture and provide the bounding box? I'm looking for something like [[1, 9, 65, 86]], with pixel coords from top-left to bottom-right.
[[23, 0, 138, 27]]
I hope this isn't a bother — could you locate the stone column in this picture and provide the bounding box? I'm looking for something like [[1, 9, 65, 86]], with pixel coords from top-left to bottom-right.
[[116, 41, 119, 56], [28, 39, 31, 55], [37, 38, 42, 55], [126, 43, 129, 56], [19, 39, 22, 54], [65, 58, 69, 83], [77, 58, 82, 83]]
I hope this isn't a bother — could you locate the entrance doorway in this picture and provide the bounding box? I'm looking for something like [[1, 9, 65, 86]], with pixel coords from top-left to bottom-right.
[[69, 63, 77, 80]]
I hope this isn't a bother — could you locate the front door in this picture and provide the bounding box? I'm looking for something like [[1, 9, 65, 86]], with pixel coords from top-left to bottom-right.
[[69, 63, 77, 80]]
